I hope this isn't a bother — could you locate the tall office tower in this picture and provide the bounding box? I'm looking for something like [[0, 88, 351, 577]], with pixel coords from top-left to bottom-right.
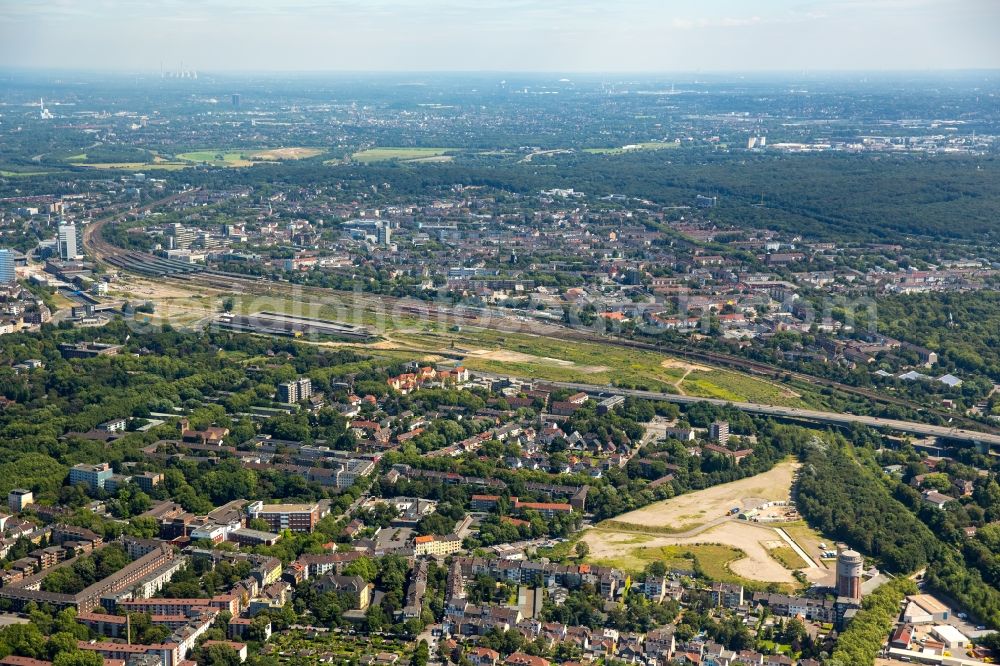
[[377, 222, 391, 248], [232, 93, 241, 108], [58, 223, 78, 260], [0, 250, 15, 284]]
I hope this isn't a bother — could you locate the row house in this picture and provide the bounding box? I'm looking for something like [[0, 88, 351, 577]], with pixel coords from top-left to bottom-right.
[[751, 592, 835, 623], [452, 557, 623, 599], [645, 626, 676, 662], [296, 551, 365, 578]]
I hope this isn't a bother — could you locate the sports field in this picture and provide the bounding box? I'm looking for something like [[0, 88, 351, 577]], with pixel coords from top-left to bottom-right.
[[176, 147, 324, 167], [583, 141, 680, 155], [351, 147, 456, 163]]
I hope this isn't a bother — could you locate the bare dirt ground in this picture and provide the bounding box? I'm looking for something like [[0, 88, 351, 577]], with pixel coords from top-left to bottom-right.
[[586, 461, 834, 585], [607, 461, 799, 532], [660, 358, 712, 372], [583, 521, 797, 584], [111, 275, 215, 300]]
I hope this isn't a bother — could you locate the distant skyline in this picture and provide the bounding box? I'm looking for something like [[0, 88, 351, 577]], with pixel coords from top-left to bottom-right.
[[1, 0, 998, 73]]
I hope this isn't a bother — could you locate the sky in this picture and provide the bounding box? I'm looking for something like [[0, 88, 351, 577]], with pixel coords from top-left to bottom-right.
[[1, 0, 998, 73]]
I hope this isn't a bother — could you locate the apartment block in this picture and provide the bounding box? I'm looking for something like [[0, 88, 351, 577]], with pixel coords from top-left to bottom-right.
[[69, 463, 113, 492], [247, 501, 322, 533]]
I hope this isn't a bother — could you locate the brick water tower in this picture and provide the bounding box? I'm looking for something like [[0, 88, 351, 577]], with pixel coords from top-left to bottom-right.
[[836, 548, 864, 601]]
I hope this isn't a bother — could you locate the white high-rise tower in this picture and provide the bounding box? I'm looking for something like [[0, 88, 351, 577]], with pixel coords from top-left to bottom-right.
[[58, 223, 79, 260]]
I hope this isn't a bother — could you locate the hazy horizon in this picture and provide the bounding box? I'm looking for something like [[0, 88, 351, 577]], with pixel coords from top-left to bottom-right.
[[1, 0, 998, 74]]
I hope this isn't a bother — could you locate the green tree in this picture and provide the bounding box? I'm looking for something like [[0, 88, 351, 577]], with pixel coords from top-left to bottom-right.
[[52, 652, 104, 666], [199, 643, 241, 666], [343, 557, 378, 583], [411, 640, 430, 666]]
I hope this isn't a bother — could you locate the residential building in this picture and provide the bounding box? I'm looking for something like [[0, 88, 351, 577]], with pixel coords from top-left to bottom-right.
[[97, 418, 127, 433], [468, 647, 500, 666], [505, 653, 550, 666], [709, 582, 744, 608], [134, 472, 163, 492], [512, 498, 574, 518], [8, 489, 32, 513], [69, 463, 113, 492], [709, 421, 730, 446], [0, 543, 176, 613], [413, 534, 463, 557], [247, 501, 322, 533], [278, 377, 312, 404], [470, 495, 502, 511], [314, 574, 371, 610], [923, 490, 953, 509], [118, 594, 239, 616], [166, 223, 196, 250]]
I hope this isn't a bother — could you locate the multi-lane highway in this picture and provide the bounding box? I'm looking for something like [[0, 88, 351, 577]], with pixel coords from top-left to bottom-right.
[[479, 373, 1000, 448]]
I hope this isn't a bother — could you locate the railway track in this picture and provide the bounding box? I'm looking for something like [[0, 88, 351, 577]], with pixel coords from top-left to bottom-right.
[[158, 270, 998, 433], [82, 188, 203, 263], [554, 330, 998, 433], [81, 192, 999, 436]]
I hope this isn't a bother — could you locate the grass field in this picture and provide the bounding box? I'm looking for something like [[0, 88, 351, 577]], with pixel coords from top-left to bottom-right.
[[176, 150, 255, 167], [75, 162, 190, 171], [350, 147, 457, 163], [588, 542, 744, 581], [0, 170, 51, 177], [50, 291, 78, 311], [64, 150, 190, 170], [253, 147, 325, 160], [781, 521, 835, 569], [394, 327, 804, 405], [119, 270, 803, 407], [769, 545, 809, 570], [175, 147, 325, 167], [582, 462, 804, 587]]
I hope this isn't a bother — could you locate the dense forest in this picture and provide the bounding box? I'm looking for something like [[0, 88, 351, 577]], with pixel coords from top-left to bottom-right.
[[147, 149, 1000, 244], [797, 438, 941, 573], [797, 434, 1000, 629], [873, 291, 1000, 383]]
